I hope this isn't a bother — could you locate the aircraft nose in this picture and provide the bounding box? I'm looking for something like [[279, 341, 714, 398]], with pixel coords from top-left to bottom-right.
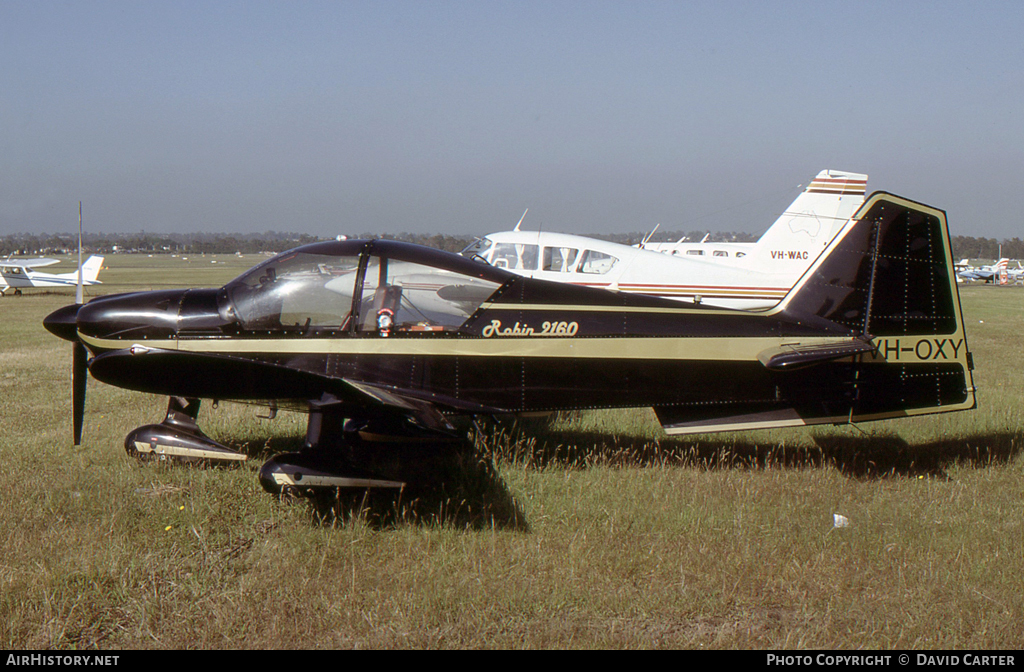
[[43, 303, 84, 342]]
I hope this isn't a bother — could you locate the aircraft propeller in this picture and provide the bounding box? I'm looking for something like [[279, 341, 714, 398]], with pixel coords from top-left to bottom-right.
[[73, 338, 87, 446], [72, 202, 86, 446], [41, 303, 88, 445]]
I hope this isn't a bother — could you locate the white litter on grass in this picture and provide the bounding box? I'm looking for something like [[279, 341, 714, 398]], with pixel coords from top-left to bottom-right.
[[833, 513, 850, 528]]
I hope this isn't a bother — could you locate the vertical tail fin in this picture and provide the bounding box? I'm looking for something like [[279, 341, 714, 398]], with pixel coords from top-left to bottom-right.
[[777, 191, 975, 421], [58, 255, 104, 285], [782, 193, 962, 336], [750, 169, 867, 267], [80, 256, 104, 283], [76, 253, 104, 282], [655, 192, 975, 435]]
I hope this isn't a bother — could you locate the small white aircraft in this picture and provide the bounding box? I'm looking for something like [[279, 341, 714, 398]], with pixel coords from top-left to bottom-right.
[[461, 170, 867, 309], [958, 258, 1008, 284], [0, 255, 104, 296]]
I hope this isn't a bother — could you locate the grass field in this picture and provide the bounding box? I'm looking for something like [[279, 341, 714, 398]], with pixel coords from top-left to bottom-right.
[[1, 254, 1022, 649]]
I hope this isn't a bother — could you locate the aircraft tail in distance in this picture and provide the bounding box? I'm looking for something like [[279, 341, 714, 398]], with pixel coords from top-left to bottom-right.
[[80, 255, 104, 283], [57, 255, 105, 284]]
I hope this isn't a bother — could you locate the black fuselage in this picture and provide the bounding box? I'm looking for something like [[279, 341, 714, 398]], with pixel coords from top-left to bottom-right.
[[45, 216, 975, 436]]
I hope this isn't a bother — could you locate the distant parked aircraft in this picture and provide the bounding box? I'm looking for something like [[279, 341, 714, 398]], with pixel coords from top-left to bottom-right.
[[0, 255, 104, 296], [958, 258, 1008, 284]]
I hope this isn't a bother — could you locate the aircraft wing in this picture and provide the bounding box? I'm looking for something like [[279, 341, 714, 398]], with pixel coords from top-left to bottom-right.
[[86, 345, 484, 435], [2, 258, 60, 268], [342, 379, 458, 433]]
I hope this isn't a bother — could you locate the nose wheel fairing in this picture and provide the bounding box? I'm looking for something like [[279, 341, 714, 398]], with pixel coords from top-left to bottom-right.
[[125, 396, 246, 462]]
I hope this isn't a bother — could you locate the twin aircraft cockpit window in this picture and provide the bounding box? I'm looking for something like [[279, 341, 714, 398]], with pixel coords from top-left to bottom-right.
[[462, 238, 618, 275], [222, 251, 501, 335]]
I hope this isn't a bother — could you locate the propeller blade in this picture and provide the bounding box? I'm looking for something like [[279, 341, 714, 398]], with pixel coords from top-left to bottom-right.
[[76, 202, 84, 304], [73, 341, 87, 446], [73, 203, 86, 445]]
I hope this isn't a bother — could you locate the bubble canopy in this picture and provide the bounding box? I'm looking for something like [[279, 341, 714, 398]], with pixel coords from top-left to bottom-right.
[[221, 240, 509, 334]]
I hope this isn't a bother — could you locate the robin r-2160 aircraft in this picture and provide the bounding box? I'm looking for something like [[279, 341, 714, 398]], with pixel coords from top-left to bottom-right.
[[44, 191, 975, 499]]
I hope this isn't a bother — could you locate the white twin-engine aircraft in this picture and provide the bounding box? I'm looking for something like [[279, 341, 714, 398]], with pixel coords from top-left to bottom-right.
[[0, 255, 104, 296], [462, 170, 868, 310]]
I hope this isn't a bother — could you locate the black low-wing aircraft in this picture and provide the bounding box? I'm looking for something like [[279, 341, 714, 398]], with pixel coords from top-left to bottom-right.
[[44, 192, 975, 497]]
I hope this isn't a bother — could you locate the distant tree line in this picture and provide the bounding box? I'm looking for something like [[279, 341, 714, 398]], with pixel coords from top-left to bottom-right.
[[949, 237, 1024, 261], [1, 230, 1019, 261], [0, 231, 324, 256], [0, 229, 762, 256]]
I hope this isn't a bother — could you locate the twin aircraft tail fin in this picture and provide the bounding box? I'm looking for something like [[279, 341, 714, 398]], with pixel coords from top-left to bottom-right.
[[750, 169, 867, 267], [656, 192, 975, 435]]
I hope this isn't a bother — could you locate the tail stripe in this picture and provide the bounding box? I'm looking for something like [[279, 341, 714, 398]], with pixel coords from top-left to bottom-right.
[[806, 175, 868, 196]]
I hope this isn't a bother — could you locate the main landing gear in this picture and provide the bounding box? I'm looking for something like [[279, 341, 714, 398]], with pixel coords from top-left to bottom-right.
[[258, 401, 408, 496]]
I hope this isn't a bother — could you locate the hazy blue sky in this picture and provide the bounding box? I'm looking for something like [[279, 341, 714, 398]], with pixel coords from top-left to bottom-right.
[[2, 1, 1022, 238]]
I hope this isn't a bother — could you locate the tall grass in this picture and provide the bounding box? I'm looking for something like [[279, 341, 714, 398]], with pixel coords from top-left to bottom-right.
[[0, 263, 1021, 648]]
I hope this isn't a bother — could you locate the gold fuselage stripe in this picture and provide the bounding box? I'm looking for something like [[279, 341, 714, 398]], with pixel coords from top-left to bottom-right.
[[83, 332, 838, 360], [79, 331, 970, 367]]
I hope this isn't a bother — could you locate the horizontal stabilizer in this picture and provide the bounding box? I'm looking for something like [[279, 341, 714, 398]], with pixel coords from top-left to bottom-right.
[[757, 338, 875, 371]]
